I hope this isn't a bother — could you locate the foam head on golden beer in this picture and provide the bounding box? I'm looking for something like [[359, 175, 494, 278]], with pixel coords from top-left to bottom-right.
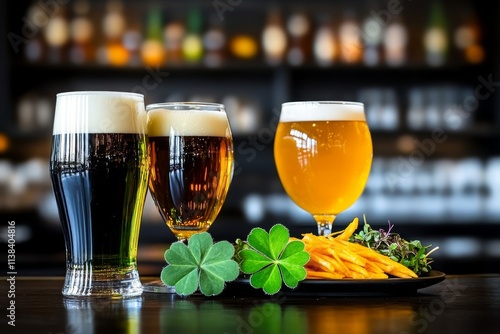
[[274, 101, 372, 217]]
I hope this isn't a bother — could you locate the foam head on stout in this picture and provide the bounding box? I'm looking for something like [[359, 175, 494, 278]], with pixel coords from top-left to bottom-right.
[[53, 91, 146, 135]]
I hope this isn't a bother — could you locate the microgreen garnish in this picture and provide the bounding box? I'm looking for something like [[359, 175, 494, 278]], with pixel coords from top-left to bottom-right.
[[161, 232, 239, 296], [349, 218, 439, 276], [238, 224, 310, 295]]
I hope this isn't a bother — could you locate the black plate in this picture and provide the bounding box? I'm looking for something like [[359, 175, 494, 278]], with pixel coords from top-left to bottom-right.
[[224, 270, 446, 297]]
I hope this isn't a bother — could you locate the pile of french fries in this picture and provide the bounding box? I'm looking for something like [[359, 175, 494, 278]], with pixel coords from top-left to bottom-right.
[[298, 218, 418, 279]]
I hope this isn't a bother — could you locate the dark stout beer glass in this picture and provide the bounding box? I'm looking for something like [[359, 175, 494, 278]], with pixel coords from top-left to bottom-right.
[[50, 91, 149, 298], [144, 102, 234, 292]]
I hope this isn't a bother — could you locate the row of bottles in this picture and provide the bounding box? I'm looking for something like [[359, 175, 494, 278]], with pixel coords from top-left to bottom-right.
[[242, 156, 500, 225], [18, 0, 484, 68], [358, 85, 476, 131], [13, 89, 263, 136], [13, 83, 478, 136]]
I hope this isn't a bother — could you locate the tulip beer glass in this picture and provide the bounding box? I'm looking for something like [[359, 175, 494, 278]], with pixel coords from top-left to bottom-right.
[[274, 101, 372, 236], [144, 102, 234, 292]]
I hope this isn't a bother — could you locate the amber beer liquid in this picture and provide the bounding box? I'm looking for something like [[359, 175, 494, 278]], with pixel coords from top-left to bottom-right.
[[49, 92, 149, 297], [274, 102, 372, 216], [147, 105, 233, 240]]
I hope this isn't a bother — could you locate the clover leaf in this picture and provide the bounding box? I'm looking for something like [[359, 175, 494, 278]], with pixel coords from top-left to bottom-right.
[[161, 232, 240, 296], [239, 224, 310, 295]]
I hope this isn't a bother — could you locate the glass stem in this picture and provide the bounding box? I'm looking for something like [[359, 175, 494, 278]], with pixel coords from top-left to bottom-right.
[[313, 214, 336, 236]]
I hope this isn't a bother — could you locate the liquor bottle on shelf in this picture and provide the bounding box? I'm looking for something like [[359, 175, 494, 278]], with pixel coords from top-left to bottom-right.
[[313, 14, 336, 67], [182, 6, 204, 63], [383, 16, 408, 67], [286, 10, 312, 66], [68, 0, 94, 64], [453, 6, 484, 64], [423, 1, 448, 67], [98, 0, 129, 66], [262, 8, 287, 66], [164, 17, 186, 65], [23, 1, 47, 63], [360, 1, 383, 67], [338, 9, 362, 64], [141, 8, 165, 67], [122, 18, 143, 67], [424, 87, 442, 129], [229, 34, 259, 60], [363, 88, 382, 130], [202, 15, 226, 68], [407, 88, 426, 130], [379, 89, 399, 130], [43, 6, 70, 63]]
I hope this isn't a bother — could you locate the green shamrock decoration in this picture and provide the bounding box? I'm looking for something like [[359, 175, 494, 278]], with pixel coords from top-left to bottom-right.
[[239, 224, 310, 295], [161, 232, 240, 296]]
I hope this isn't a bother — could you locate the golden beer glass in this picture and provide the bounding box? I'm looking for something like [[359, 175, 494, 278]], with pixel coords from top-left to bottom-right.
[[143, 102, 234, 292], [274, 101, 372, 236]]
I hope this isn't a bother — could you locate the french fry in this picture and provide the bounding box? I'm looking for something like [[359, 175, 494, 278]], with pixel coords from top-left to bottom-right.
[[306, 271, 344, 279], [300, 218, 419, 280], [331, 217, 359, 241]]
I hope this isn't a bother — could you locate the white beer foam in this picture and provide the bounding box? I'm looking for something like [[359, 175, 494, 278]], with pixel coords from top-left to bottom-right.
[[280, 101, 366, 122], [148, 108, 230, 137], [53, 91, 146, 134]]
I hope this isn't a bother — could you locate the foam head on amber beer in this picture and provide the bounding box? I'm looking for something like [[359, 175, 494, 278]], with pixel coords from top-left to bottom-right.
[[53, 91, 146, 135], [147, 107, 230, 137], [280, 101, 366, 122]]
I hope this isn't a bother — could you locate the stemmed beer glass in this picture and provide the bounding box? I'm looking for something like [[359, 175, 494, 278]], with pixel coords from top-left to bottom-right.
[[274, 101, 373, 236], [143, 102, 234, 292]]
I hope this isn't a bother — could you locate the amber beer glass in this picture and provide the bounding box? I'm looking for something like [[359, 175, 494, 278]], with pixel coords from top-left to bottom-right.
[[49, 91, 149, 298], [274, 101, 372, 235], [147, 102, 234, 241]]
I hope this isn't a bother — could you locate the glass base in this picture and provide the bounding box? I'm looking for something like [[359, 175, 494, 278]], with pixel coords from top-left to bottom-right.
[[142, 280, 177, 294], [62, 264, 143, 298]]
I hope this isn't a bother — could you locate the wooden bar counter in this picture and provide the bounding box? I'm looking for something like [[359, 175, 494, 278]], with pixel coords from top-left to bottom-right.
[[2, 275, 500, 334]]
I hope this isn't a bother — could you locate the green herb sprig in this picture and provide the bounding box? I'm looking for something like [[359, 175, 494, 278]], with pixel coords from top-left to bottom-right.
[[349, 218, 439, 276]]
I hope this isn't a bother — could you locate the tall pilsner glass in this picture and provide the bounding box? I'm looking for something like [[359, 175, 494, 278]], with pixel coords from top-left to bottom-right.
[[274, 101, 372, 236], [49, 91, 149, 298]]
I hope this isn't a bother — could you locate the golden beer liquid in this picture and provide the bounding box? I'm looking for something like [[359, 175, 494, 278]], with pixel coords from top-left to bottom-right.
[[274, 120, 372, 216]]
